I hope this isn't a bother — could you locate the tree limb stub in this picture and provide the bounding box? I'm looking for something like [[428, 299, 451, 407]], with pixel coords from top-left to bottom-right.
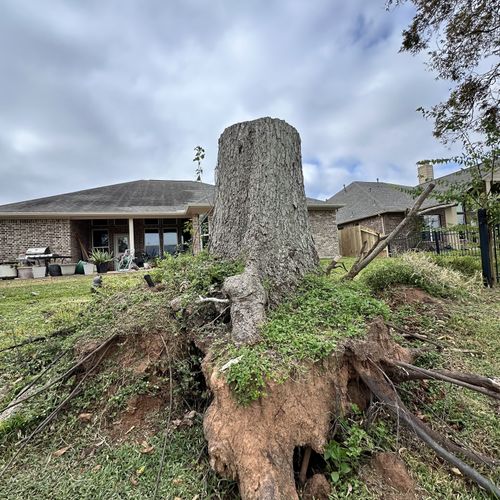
[[353, 360, 500, 498], [343, 183, 436, 280]]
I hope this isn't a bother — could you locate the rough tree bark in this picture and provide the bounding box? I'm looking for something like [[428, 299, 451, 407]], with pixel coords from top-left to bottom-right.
[[209, 117, 319, 344]]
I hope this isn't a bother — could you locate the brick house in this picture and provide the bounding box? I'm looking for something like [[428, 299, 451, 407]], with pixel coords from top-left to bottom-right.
[[327, 164, 478, 256], [0, 180, 341, 264]]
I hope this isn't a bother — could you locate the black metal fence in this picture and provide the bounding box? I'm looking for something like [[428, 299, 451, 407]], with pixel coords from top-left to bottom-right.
[[387, 218, 500, 285], [388, 229, 481, 257]]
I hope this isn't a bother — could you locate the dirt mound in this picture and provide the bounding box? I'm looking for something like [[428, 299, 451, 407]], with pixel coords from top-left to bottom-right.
[[203, 319, 412, 500], [302, 474, 331, 500], [387, 286, 442, 309], [74, 330, 188, 444]]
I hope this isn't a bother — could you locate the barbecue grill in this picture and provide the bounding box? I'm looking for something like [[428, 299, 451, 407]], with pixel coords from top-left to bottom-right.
[[19, 247, 72, 265]]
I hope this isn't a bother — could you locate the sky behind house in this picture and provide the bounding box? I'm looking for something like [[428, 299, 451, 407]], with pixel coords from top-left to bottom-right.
[[0, 0, 461, 205]]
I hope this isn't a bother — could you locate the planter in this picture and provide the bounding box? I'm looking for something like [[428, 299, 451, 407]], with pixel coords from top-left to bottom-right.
[[17, 266, 33, 280], [32, 266, 47, 279], [83, 263, 96, 275], [96, 262, 110, 273], [0, 264, 17, 279], [60, 263, 76, 276]]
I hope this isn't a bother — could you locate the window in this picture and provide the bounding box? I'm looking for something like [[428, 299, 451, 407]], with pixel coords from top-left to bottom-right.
[[145, 230, 160, 258], [163, 230, 178, 255], [92, 229, 109, 251], [423, 214, 441, 229]]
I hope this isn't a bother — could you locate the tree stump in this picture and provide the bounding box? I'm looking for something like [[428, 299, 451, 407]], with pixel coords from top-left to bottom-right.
[[209, 117, 319, 344]]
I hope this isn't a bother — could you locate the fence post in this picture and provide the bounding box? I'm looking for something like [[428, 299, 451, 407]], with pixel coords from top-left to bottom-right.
[[433, 231, 440, 254], [478, 209, 492, 287]]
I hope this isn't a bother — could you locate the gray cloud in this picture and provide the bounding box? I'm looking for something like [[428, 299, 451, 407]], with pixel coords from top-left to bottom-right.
[[0, 0, 459, 204]]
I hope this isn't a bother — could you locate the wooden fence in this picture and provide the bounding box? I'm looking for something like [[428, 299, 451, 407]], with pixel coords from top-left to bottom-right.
[[339, 225, 388, 257]]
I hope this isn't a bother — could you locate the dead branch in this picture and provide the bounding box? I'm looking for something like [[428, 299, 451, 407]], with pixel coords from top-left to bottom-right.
[[353, 360, 500, 497], [15, 349, 71, 400], [387, 360, 500, 401], [343, 183, 436, 280], [153, 333, 174, 500], [0, 334, 118, 414], [386, 322, 443, 348], [325, 256, 348, 275], [0, 327, 75, 353], [0, 342, 112, 477], [197, 296, 230, 304]]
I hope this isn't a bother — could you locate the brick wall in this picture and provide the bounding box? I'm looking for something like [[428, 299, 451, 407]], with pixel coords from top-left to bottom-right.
[[308, 210, 339, 258], [0, 219, 72, 262]]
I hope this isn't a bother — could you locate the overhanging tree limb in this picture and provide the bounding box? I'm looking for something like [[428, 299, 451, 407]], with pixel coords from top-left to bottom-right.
[[343, 182, 436, 280]]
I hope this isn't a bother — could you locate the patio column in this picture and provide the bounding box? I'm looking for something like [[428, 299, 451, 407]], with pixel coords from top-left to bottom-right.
[[128, 218, 135, 257]]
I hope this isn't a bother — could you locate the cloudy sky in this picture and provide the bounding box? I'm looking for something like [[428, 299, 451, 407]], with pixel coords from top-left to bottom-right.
[[0, 0, 461, 205]]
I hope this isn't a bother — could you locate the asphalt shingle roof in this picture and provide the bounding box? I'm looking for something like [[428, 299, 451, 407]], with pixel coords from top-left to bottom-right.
[[0, 180, 215, 215], [0, 179, 336, 215], [328, 168, 476, 225]]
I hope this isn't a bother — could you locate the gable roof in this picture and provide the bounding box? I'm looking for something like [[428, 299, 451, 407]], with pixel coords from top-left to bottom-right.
[[328, 168, 478, 225], [0, 179, 340, 218], [328, 181, 417, 225]]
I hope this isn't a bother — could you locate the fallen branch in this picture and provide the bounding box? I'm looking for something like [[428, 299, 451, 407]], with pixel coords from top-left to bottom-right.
[[386, 322, 443, 348], [0, 342, 112, 477], [0, 334, 118, 414], [0, 327, 75, 353], [343, 183, 436, 280], [353, 360, 500, 497], [387, 360, 500, 401], [152, 333, 174, 500]]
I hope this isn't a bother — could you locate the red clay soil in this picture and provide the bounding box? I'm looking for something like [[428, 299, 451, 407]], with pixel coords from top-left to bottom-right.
[[203, 319, 412, 500]]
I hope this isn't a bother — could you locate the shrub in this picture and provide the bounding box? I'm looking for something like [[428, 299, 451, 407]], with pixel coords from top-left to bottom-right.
[[430, 255, 482, 277], [362, 252, 482, 299]]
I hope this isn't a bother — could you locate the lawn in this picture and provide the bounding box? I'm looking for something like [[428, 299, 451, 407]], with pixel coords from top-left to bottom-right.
[[0, 273, 145, 349], [0, 258, 498, 499]]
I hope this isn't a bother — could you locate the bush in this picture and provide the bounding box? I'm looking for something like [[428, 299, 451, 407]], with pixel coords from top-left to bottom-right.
[[362, 252, 482, 299], [430, 255, 482, 277]]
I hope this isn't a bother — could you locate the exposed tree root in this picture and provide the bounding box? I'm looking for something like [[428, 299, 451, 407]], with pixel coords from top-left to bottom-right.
[[385, 360, 500, 401], [352, 360, 500, 498], [202, 319, 500, 499]]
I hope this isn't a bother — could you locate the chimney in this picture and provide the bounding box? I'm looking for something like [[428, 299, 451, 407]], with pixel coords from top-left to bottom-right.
[[417, 162, 434, 184]]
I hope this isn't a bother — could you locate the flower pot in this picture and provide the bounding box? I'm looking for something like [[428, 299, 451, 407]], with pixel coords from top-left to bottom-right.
[[83, 263, 96, 275], [60, 263, 76, 276], [32, 266, 47, 279], [96, 262, 109, 273], [0, 264, 17, 279], [17, 266, 33, 280]]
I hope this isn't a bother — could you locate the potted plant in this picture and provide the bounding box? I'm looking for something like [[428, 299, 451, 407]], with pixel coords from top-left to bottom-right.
[[89, 249, 114, 273], [0, 263, 17, 279]]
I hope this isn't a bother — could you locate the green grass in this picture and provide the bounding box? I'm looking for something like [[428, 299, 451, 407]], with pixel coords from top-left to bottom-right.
[[219, 274, 389, 404], [0, 273, 144, 349], [1, 256, 499, 499]]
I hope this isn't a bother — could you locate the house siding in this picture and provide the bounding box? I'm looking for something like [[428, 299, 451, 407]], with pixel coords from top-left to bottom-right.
[[309, 210, 339, 258], [0, 219, 72, 262]]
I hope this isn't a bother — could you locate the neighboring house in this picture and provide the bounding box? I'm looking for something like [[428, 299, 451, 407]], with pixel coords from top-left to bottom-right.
[[328, 163, 496, 256], [0, 180, 341, 264]]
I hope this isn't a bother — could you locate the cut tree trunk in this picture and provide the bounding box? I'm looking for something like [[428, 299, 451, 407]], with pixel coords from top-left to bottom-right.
[[209, 117, 319, 343]]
